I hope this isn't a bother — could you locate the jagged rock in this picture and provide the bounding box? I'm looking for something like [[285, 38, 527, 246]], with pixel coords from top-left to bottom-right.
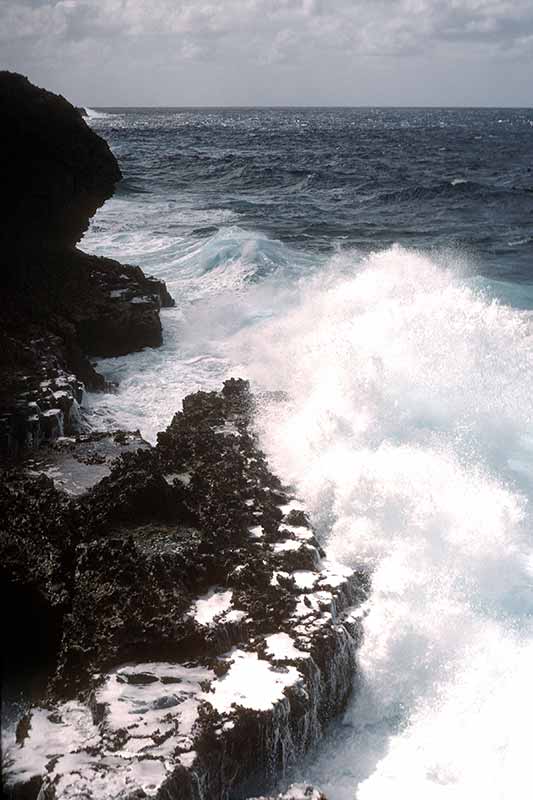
[[0, 471, 81, 713], [0, 72, 175, 457], [1, 71, 119, 254], [2, 380, 369, 799], [9, 249, 175, 359], [0, 318, 92, 454]]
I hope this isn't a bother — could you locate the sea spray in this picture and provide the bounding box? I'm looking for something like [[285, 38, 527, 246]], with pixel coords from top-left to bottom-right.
[[82, 104, 533, 797], [238, 246, 533, 798], [85, 226, 314, 441], [86, 236, 533, 797]]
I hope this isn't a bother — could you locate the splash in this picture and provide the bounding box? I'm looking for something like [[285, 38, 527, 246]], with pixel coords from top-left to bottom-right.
[[84, 107, 116, 121], [86, 237, 533, 795], [84, 226, 316, 441], [232, 245, 533, 798]]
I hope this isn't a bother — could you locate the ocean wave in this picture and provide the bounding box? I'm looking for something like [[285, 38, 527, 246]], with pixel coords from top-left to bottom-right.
[[235, 245, 533, 799], [115, 177, 151, 196], [85, 226, 323, 440], [85, 107, 115, 120], [87, 243, 533, 796], [86, 106, 533, 271], [507, 237, 532, 247], [371, 179, 515, 208], [174, 225, 322, 281]]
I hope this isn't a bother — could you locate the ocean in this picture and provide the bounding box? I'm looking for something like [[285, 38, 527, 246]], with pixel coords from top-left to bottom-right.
[[83, 107, 533, 799]]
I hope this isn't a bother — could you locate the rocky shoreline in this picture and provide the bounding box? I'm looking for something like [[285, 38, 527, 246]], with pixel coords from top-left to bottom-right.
[[2, 381, 368, 799], [0, 71, 174, 456], [1, 73, 368, 799]]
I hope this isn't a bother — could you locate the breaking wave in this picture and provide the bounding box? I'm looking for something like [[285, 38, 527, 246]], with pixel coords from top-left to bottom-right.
[[239, 245, 533, 799], [85, 107, 114, 120], [87, 223, 533, 797], [83, 103, 533, 797]]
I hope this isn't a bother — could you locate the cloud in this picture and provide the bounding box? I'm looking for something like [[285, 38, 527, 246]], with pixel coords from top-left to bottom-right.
[[1, 0, 532, 103], [3, 0, 533, 55]]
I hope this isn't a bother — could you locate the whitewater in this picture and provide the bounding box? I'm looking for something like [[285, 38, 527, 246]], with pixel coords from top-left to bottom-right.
[[83, 107, 533, 798], [250, 247, 533, 800], [83, 233, 533, 799]]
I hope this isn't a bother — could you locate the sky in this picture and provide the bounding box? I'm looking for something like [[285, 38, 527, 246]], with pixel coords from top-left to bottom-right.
[[1, 0, 532, 106]]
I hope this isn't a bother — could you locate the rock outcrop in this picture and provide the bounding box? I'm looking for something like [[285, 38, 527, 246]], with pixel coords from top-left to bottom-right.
[[0, 74, 364, 800], [1, 71, 119, 254], [2, 380, 368, 799], [0, 72, 174, 457]]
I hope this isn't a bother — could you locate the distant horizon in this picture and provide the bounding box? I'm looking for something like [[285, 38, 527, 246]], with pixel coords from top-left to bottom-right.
[[89, 104, 532, 110]]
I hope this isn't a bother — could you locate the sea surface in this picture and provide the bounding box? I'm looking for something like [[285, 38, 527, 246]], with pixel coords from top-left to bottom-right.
[[84, 107, 533, 799]]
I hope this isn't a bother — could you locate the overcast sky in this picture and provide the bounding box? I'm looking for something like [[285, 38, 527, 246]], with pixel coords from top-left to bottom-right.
[[1, 0, 532, 106]]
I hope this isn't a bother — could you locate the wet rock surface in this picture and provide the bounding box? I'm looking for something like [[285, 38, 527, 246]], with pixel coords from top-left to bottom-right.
[[0, 72, 174, 457], [2, 380, 368, 799], [24, 431, 151, 496]]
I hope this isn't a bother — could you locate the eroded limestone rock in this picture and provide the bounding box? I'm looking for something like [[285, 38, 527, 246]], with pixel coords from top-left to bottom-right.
[[2, 381, 369, 799]]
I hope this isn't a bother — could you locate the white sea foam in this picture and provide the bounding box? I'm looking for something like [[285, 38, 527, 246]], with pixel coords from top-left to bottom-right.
[[265, 633, 310, 661], [83, 230, 533, 797], [84, 107, 115, 121], [189, 588, 233, 626], [83, 225, 305, 441], [238, 246, 533, 798], [201, 649, 302, 713]]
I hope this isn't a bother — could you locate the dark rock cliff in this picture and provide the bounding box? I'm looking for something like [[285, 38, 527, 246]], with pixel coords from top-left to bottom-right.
[[1, 381, 367, 799], [1, 71, 120, 254], [0, 72, 174, 456]]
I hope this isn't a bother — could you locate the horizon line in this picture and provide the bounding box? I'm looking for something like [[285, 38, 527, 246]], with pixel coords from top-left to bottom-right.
[[88, 103, 532, 110]]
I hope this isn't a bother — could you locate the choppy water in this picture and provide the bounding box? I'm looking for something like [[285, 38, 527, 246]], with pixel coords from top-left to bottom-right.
[[84, 107, 533, 799]]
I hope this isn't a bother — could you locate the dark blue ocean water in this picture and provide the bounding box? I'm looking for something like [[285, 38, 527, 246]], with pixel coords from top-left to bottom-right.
[[83, 108, 533, 800], [90, 106, 533, 280]]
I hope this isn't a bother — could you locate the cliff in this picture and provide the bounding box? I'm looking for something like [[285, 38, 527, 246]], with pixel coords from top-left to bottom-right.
[[1, 72, 119, 254], [0, 72, 174, 456]]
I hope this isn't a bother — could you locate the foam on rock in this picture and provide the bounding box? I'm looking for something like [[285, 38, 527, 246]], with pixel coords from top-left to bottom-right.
[[265, 633, 311, 662], [3, 663, 213, 798], [201, 649, 303, 713], [3, 380, 368, 799], [190, 588, 234, 626]]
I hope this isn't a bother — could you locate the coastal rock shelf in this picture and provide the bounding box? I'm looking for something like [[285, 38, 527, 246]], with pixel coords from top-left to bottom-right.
[[1, 250, 174, 455], [0, 71, 174, 457], [24, 431, 151, 496], [2, 380, 368, 799]]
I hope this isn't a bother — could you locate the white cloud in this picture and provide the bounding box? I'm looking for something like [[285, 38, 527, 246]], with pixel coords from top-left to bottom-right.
[[3, 0, 533, 53], [1, 0, 532, 103]]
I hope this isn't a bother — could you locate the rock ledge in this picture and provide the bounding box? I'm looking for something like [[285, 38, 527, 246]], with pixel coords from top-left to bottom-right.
[[0, 71, 174, 458], [2, 380, 367, 799]]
